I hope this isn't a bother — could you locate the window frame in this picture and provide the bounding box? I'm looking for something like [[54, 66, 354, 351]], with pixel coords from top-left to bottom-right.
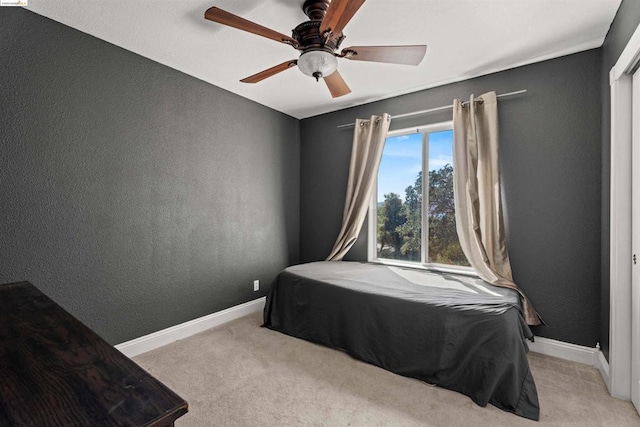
[[367, 120, 476, 276]]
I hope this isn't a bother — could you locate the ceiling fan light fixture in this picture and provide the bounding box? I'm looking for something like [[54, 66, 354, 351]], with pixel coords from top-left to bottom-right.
[[297, 50, 337, 81], [205, 2, 427, 98]]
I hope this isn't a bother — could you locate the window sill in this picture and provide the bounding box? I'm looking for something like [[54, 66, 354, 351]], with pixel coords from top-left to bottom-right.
[[368, 258, 479, 278]]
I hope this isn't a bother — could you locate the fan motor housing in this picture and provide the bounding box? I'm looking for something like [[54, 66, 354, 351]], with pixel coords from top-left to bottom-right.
[[293, 20, 341, 54], [295, 0, 345, 54]]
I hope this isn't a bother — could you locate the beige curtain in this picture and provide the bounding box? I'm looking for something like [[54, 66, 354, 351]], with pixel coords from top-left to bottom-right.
[[327, 114, 391, 261], [453, 92, 540, 325]]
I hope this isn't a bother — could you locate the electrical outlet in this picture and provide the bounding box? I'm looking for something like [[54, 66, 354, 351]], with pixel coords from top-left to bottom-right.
[[253, 280, 259, 291]]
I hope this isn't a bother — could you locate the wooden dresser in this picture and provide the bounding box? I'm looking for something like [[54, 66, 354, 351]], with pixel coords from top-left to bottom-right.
[[0, 281, 188, 426]]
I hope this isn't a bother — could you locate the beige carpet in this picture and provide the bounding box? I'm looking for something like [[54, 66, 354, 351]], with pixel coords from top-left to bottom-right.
[[133, 312, 640, 426]]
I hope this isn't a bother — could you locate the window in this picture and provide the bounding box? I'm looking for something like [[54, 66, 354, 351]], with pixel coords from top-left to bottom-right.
[[369, 121, 470, 270]]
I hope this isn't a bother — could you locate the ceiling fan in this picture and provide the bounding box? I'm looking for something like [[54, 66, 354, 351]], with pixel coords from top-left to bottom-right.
[[204, 0, 427, 98]]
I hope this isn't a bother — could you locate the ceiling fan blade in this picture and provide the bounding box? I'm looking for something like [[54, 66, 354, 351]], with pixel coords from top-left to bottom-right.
[[333, 0, 366, 38], [205, 7, 297, 47], [324, 71, 351, 98], [319, 0, 365, 38], [341, 45, 427, 65], [240, 60, 298, 83]]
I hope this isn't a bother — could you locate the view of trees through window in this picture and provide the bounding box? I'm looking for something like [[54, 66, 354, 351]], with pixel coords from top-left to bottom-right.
[[375, 129, 469, 266]]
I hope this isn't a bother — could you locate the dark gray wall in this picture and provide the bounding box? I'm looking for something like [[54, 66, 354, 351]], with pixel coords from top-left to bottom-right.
[[599, 0, 640, 362], [0, 9, 300, 345], [301, 50, 602, 347]]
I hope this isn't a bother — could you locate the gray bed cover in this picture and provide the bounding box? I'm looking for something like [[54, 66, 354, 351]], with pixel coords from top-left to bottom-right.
[[263, 261, 539, 420]]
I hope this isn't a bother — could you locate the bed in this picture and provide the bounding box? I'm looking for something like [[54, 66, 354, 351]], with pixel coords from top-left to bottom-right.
[[263, 261, 539, 420]]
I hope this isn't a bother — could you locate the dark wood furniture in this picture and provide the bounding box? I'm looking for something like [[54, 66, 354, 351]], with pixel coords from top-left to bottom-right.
[[0, 281, 188, 426]]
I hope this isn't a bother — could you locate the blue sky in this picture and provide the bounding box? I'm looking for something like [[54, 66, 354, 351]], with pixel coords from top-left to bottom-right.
[[377, 130, 453, 202]]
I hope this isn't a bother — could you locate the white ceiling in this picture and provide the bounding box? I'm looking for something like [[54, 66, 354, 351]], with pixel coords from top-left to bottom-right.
[[27, 0, 621, 119]]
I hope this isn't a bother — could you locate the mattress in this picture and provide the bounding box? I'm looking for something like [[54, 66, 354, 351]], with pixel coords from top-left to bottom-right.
[[263, 261, 539, 420]]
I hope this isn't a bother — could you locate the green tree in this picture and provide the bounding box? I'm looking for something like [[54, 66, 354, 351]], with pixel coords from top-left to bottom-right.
[[427, 164, 468, 265], [377, 164, 468, 265], [397, 172, 422, 261], [377, 192, 406, 258]]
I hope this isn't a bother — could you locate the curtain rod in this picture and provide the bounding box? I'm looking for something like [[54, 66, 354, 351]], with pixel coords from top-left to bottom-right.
[[336, 89, 527, 129]]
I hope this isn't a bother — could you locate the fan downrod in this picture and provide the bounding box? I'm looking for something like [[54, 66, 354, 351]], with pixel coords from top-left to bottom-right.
[[302, 0, 330, 20]]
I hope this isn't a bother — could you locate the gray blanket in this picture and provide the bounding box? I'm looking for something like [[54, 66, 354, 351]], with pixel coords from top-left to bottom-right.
[[263, 261, 539, 420]]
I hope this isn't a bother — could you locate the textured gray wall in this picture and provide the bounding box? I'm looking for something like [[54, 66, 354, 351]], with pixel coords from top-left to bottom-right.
[[301, 50, 602, 347], [599, 0, 640, 362], [0, 9, 300, 345]]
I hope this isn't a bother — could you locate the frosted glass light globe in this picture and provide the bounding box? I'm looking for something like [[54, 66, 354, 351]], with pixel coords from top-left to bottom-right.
[[298, 50, 338, 80]]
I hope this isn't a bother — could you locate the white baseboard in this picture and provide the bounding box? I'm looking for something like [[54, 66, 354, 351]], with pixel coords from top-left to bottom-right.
[[529, 336, 597, 366], [116, 302, 612, 386], [595, 349, 611, 393], [116, 297, 266, 358], [529, 338, 612, 396]]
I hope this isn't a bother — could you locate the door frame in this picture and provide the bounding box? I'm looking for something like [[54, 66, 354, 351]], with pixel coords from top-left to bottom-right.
[[609, 21, 640, 401], [632, 72, 640, 411]]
